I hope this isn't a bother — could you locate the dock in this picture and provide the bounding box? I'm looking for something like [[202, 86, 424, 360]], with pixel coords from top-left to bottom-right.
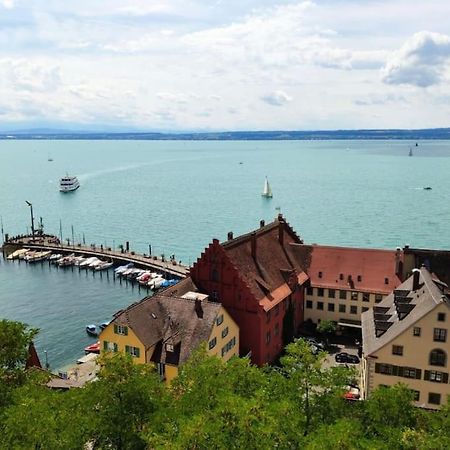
[[2, 234, 189, 279]]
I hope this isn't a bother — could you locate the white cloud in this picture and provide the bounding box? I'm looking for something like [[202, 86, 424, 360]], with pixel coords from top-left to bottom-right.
[[381, 31, 450, 87], [1, 0, 14, 9], [261, 90, 292, 106]]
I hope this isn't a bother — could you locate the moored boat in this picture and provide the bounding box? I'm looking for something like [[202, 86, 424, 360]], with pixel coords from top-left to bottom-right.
[[95, 261, 113, 271], [84, 341, 100, 354], [7, 248, 29, 260], [85, 324, 98, 337]]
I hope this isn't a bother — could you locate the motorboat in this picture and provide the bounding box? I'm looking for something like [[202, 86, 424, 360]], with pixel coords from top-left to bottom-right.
[[423, 186, 432, 190], [58, 254, 76, 267], [49, 253, 62, 262], [95, 261, 113, 271], [7, 248, 29, 260], [73, 256, 86, 266], [88, 258, 103, 269], [84, 341, 100, 354], [79, 257, 98, 268], [23, 251, 37, 262], [27, 250, 52, 263], [60, 175, 80, 192], [85, 324, 98, 337], [99, 321, 110, 331]]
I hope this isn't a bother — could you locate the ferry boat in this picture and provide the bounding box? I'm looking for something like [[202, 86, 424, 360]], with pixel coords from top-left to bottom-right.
[[59, 175, 80, 192]]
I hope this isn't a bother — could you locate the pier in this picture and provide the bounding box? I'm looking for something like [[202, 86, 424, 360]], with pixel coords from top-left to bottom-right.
[[2, 234, 189, 279]]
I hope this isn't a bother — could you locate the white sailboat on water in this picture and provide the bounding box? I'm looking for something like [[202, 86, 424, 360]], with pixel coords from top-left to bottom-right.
[[262, 176, 273, 198]]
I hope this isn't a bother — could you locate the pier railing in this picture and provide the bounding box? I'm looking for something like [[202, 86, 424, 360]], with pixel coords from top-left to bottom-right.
[[3, 235, 189, 279]]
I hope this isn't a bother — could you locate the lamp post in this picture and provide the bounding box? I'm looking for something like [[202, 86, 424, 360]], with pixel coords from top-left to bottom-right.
[[25, 201, 35, 238]]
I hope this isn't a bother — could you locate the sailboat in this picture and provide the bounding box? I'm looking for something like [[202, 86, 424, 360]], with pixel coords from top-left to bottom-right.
[[408, 148, 413, 157], [262, 176, 273, 198]]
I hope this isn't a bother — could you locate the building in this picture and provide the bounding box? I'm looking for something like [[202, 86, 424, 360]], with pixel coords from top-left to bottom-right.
[[293, 244, 404, 330], [361, 266, 450, 409], [190, 215, 308, 366], [100, 279, 239, 382]]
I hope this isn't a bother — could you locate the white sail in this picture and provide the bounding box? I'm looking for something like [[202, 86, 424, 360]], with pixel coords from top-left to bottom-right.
[[262, 177, 273, 198]]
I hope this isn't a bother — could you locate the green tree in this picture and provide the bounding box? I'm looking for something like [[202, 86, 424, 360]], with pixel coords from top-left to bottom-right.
[[316, 319, 336, 346]]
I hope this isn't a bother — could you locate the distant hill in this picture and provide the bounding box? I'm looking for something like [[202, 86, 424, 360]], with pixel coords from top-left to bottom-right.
[[2, 128, 450, 140]]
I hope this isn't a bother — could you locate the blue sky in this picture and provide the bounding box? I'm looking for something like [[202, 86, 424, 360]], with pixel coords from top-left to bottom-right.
[[1, 0, 450, 131]]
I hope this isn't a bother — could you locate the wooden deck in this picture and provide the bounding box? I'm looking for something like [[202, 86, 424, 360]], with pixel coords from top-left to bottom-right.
[[3, 235, 189, 279]]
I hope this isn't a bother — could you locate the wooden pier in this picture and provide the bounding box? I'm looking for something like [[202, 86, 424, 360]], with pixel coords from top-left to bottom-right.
[[2, 235, 189, 279]]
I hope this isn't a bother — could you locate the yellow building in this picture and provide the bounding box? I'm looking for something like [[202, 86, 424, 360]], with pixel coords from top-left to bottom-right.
[[100, 279, 239, 382], [361, 266, 450, 409]]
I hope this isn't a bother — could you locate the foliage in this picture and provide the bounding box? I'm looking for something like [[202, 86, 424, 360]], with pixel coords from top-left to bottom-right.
[[1, 320, 450, 449], [316, 319, 337, 336]]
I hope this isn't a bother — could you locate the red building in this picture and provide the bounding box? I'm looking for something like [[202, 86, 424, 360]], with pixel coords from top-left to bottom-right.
[[190, 215, 308, 366]]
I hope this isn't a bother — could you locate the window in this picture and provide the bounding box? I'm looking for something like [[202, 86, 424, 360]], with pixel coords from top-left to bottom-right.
[[351, 292, 358, 301], [362, 307, 369, 312], [433, 328, 447, 342], [362, 293, 370, 302], [413, 327, 421, 337], [403, 368, 417, 379], [216, 314, 224, 326], [412, 390, 420, 401], [275, 304, 280, 316], [339, 304, 346, 313], [125, 345, 140, 358], [328, 289, 335, 298], [266, 331, 271, 344], [375, 363, 394, 375], [328, 303, 335, 312], [275, 323, 279, 336], [222, 326, 229, 339], [429, 349, 446, 367], [317, 288, 324, 297], [384, 277, 389, 285], [318, 271, 323, 278], [317, 302, 324, 310], [208, 337, 217, 350], [339, 290, 347, 300], [350, 305, 357, 315], [165, 343, 174, 352], [103, 341, 118, 352], [306, 300, 313, 309], [428, 371, 445, 383], [114, 324, 128, 336], [392, 345, 404, 356], [306, 287, 313, 296], [375, 294, 383, 303], [438, 313, 446, 322], [357, 275, 362, 282], [428, 393, 441, 405]]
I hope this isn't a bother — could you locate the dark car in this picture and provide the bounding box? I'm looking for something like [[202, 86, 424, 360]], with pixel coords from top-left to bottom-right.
[[335, 352, 360, 364]]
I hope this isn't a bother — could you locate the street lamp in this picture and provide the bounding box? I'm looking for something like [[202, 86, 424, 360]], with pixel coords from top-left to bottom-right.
[[25, 201, 35, 238]]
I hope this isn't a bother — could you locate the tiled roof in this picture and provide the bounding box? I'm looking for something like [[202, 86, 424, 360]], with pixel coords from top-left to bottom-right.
[[290, 244, 403, 294], [222, 215, 308, 306], [114, 293, 221, 365], [362, 267, 450, 356]]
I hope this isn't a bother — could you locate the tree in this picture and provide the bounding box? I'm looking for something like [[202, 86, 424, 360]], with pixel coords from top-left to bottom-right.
[[316, 320, 337, 346]]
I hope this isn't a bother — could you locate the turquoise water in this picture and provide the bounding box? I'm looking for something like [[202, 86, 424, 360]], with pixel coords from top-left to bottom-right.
[[1, 140, 450, 368]]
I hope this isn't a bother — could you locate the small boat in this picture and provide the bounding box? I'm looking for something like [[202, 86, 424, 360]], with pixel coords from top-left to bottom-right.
[[95, 261, 113, 271], [409, 148, 413, 157], [262, 176, 273, 198], [99, 321, 110, 331], [79, 257, 98, 268], [27, 250, 52, 263], [58, 254, 75, 267], [49, 253, 62, 261], [84, 341, 100, 354], [88, 258, 103, 269], [114, 263, 134, 274], [7, 248, 29, 260], [73, 256, 86, 266], [23, 251, 37, 262], [60, 175, 80, 192], [85, 325, 98, 337], [423, 186, 432, 190]]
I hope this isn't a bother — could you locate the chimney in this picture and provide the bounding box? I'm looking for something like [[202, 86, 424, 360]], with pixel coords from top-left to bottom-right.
[[278, 217, 284, 246], [251, 231, 257, 259], [227, 231, 233, 240], [194, 299, 203, 319], [260, 219, 265, 228], [395, 247, 403, 277], [412, 269, 420, 291]]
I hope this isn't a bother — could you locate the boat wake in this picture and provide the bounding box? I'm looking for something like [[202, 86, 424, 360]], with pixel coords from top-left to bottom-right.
[[77, 163, 148, 182]]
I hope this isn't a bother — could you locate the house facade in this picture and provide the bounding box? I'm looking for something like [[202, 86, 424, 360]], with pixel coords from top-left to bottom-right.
[[100, 280, 239, 382], [361, 267, 450, 409], [293, 245, 404, 329], [190, 215, 308, 366]]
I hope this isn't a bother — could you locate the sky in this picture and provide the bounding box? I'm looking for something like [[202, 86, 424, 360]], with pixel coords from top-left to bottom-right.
[[1, 0, 450, 131]]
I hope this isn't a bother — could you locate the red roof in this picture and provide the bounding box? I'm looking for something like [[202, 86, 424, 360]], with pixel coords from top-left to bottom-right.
[[291, 244, 403, 294]]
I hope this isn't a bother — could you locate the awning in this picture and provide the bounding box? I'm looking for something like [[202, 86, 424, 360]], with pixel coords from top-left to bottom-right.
[[338, 319, 362, 329]]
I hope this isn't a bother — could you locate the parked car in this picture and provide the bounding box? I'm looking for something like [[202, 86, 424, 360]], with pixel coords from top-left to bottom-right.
[[344, 386, 361, 401], [335, 352, 360, 364]]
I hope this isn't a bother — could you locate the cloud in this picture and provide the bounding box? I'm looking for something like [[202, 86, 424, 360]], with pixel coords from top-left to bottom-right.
[[381, 31, 450, 87], [354, 93, 408, 106], [1, 0, 14, 9], [261, 90, 292, 106]]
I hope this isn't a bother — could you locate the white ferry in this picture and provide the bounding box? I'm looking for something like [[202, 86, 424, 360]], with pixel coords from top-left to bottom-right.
[[59, 175, 80, 192]]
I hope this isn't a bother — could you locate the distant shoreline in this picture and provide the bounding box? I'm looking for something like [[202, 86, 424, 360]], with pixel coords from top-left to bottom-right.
[[1, 128, 450, 140]]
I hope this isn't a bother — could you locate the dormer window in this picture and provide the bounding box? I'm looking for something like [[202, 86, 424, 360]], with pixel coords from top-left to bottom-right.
[[165, 343, 174, 352]]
